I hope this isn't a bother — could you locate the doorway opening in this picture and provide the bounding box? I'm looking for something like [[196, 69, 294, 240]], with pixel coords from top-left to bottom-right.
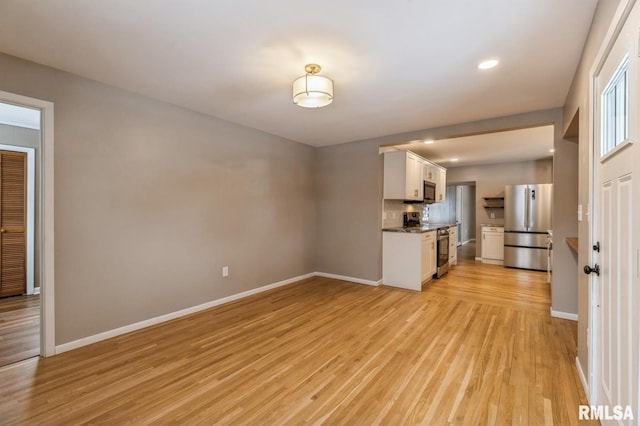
[[428, 182, 476, 260], [0, 90, 54, 362], [0, 102, 39, 366]]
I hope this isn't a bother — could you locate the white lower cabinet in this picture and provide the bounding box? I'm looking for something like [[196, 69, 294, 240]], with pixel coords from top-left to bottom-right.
[[421, 231, 436, 281], [481, 226, 504, 264], [448, 225, 458, 266], [383, 231, 437, 291]]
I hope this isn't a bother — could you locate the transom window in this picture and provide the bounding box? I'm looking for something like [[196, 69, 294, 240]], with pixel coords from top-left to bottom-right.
[[601, 54, 629, 157]]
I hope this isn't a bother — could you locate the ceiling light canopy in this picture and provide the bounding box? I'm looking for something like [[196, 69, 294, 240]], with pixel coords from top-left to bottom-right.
[[423, 139, 434, 144], [478, 59, 499, 70], [293, 64, 334, 108]]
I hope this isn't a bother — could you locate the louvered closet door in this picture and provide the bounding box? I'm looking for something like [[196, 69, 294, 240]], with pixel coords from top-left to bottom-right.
[[0, 151, 27, 297]]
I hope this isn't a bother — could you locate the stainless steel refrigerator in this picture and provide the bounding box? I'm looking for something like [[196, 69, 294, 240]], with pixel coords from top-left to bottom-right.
[[504, 184, 552, 271]]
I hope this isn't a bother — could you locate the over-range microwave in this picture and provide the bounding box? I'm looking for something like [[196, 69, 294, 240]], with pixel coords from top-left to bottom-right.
[[424, 181, 436, 204]]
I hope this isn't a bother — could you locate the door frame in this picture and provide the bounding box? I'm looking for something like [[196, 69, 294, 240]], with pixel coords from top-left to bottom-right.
[[587, 0, 637, 403], [0, 144, 35, 295], [0, 90, 55, 357]]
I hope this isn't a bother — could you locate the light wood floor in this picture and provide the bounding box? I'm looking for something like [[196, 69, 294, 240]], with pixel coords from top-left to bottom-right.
[[0, 257, 593, 425], [458, 240, 476, 260], [0, 294, 39, 367]]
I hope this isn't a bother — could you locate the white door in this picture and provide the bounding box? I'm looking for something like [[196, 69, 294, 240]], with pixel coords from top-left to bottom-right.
[[591, 2, 640, 423]]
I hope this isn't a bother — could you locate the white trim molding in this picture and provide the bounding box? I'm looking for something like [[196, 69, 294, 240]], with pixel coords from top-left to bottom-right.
[[576, 356, 590, 401], [314, 272, 382, 287], [550, 308, 578, 321]]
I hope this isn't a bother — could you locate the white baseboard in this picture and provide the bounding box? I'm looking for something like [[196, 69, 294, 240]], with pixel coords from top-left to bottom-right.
[[481, 259, 504, 266], [314, 272, 381, 287], [576, 356, 589, 401], [55, 271, 382, 354], [55, 272, 315, 354], [550, 307, 578, 321]]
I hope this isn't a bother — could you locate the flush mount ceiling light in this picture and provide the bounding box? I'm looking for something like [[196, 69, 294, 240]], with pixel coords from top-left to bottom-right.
[[293, 64, 334, 108], [423, 139, 435, 144], [478, 59, 499, 70]]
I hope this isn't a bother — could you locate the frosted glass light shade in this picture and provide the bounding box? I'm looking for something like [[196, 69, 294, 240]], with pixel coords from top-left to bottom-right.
[[292, 74, 334, 108]]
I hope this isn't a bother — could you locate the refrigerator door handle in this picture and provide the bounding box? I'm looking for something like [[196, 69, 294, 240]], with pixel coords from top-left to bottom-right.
[[523, 187, 529, 231], [528, 186, 534, 230]]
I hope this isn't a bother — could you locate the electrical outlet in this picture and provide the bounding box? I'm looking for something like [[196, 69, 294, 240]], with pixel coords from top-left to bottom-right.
[[490, 212, 495, 219], [222, 266, 229, 277]]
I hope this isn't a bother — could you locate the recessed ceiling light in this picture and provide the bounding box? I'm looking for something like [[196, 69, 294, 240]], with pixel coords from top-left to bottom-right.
[[478, 59, 499, 70], [423, 139, 434, 145], [549, 148, 555, 153], [450, 158, 459, 162]]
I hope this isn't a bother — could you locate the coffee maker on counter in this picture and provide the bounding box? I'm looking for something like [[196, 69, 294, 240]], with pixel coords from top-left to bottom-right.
[[403, 211, 422, 228]]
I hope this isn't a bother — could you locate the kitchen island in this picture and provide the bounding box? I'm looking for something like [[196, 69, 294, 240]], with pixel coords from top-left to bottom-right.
[[382, 223, 457, 291]]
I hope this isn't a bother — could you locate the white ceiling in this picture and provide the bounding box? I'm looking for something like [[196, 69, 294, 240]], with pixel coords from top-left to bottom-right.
[[389, 125, 555, 168], [0, 1, 597, 147]]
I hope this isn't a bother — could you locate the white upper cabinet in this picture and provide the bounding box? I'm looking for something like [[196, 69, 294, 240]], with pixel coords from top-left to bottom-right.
[[424, 163, 437, 182], [436, 166, 446, 202], [383, 151, 424, 201], [383, 151, 446, 202]]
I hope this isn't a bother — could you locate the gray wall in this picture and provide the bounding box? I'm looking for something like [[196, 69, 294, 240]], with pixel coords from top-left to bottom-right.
[[0, 123, 41, 289], [563, 0, 621, 381], [315, 139, 383, 281], [446, 159, 553, 258], [0, 52, 316, 345], [551, 121, 579, 316], [460, 185, 476, 243]]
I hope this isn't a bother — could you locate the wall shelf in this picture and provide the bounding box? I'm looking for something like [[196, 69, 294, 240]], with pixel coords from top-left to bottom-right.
[[482, 197, 504, 209]]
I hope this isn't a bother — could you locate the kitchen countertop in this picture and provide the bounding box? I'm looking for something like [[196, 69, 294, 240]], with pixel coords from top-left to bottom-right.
[[480, 223, 504, 227], [382, 223, 454, 233]]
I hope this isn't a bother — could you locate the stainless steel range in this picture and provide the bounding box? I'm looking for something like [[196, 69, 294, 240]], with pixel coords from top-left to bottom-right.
[[401, 212, 450, 279]]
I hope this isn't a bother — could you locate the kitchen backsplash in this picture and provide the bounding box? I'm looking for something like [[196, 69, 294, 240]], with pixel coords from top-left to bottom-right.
[[382, 200, 430, 228]]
